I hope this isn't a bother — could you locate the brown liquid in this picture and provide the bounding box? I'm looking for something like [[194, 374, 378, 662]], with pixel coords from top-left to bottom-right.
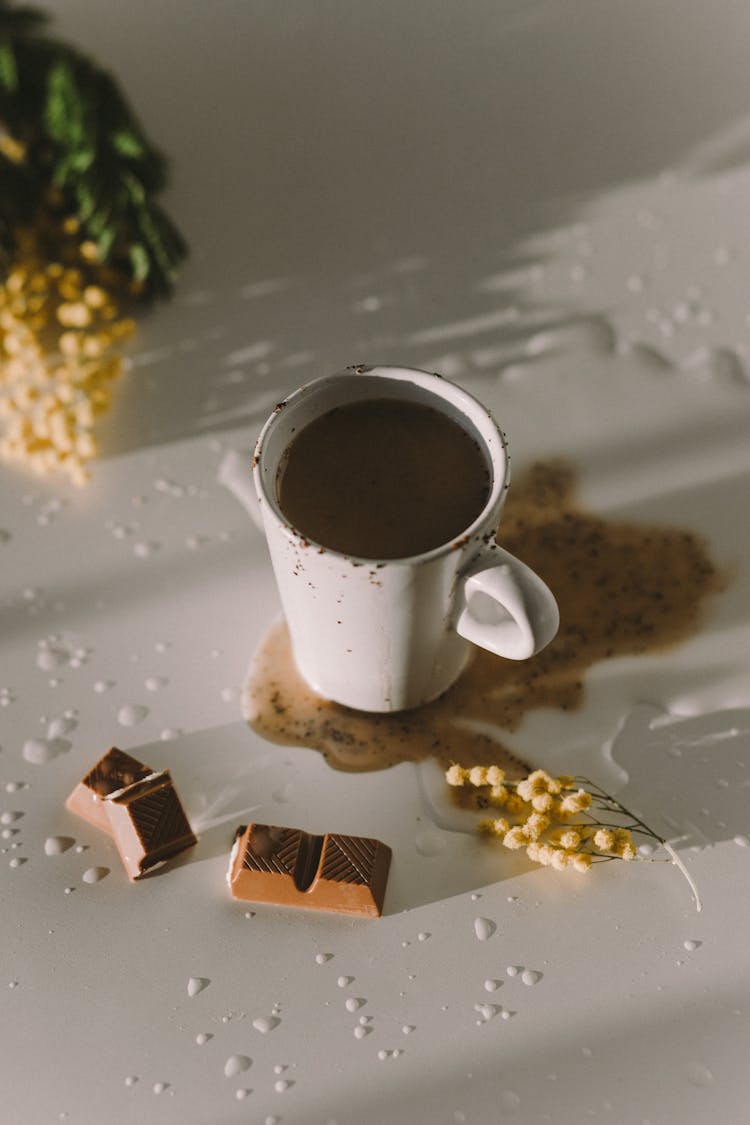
[[276, 397, 491, 558], [246, 459, 725, 775]]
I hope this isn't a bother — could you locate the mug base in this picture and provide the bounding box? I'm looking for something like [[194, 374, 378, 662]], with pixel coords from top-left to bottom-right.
[[297, 646, 473, 714]]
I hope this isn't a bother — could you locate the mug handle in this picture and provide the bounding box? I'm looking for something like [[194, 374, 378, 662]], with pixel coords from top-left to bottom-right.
[[454, 546, 559, 659]]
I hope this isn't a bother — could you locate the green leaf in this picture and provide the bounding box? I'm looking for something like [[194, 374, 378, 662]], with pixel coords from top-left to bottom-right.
[[95, 224, 116, 260], [73, 177, 99, 222], [0, 40, 18, 93], [44, 58, 90, 149], [122, 169, 146, 205], [129, 241, 149, 283], [111, 127, 145, 159], [51, 147, 95, 186], [84, 205, 110, 237]]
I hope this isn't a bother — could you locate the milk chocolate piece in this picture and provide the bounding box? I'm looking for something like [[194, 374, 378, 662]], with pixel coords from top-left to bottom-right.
[[105, 770, 197, 880], [65, 747, 153, 833], [227, 823, 391, 917]]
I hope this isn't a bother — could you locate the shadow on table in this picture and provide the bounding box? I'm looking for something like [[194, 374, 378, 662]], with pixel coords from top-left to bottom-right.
[[301, 978, 750, 1125], [608, 702, 750, 849], [129, 719, 529, 912], [130, 698, 750, 912], [89, 0, 750, 459]]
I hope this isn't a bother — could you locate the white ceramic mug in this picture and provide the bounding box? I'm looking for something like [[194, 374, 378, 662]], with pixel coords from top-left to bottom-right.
[[253, 365, 559, 712]]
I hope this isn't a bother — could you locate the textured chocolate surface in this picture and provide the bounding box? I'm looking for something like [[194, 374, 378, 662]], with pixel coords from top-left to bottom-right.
[[319, 833, 378, 885], [65, 747, 153, 833], [84, 747, 153, 795], [228, 823, 391, 917], [67, 749, 196, 879], [106, 770, 197, 880]]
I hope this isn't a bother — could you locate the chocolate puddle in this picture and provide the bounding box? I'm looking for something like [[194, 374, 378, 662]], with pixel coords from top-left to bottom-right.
[[244, 460, 724, 775]]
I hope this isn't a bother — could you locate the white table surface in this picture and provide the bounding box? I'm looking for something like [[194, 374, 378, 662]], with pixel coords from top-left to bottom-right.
[[3, 3, 750, 1123]]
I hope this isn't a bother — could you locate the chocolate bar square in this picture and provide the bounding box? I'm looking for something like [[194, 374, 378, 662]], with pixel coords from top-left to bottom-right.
[[105, 770, 197, 880], [65, 747, 153, 833], [227, 823, 391, 917]]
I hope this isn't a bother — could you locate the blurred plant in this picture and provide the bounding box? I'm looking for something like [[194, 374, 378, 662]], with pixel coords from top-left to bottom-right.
[[0, 0, 187, 298], [0, 1, 187, 482]]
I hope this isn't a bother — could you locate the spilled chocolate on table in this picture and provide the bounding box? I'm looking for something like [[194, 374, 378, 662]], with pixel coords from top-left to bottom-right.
[[245, 460, 724, 780]]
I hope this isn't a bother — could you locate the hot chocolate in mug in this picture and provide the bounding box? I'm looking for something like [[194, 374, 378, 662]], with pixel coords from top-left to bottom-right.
[[253, 365, 559, 712]]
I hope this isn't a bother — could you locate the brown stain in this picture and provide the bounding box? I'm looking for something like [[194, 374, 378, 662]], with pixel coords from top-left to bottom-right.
[[244, 460, 725, 776]]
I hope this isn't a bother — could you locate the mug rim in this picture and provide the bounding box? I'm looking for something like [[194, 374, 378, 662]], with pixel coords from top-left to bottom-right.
[[252, 364, 511, 565]]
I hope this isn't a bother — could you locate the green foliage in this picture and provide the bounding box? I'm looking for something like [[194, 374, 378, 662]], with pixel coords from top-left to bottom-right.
[[0, 0, 187, 298], [0, 40, 18, 91]]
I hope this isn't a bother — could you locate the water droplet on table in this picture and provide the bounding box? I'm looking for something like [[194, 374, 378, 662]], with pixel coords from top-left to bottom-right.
[[46, 716, 77, 739], [682, 346, 746, 386], [117, 703, 149, 727], [499, 1090, 521, 1114], [23, 737, 70, 765], [133, 541, 160, 559], [82, 866, 109, 884], [686, 1062, 715, 1088], [475, 1003, 502, 1022], [253, 1016, 280, 1034], [36, 648, 66, 671], [187, 976, 210, 997], [474, 917, 496, 942], [186, 534, 210, 551], [144, 676, 168, 692], [45, 836, 75, 856], [224, 1055, 252, 1078], [521, 969, 543, 986]]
